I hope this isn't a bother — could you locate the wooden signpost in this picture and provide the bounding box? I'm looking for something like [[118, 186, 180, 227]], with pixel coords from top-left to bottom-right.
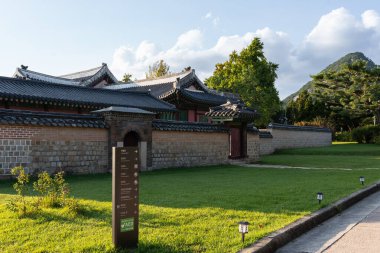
[[112, 147, 139, 249]]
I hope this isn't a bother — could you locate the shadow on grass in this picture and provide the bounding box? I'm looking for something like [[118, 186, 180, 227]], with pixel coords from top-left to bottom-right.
[[136, 242, 189, 253], [80, 242, 183, 253], [81, 243, 184, 253], [1, 165, 377, 215]]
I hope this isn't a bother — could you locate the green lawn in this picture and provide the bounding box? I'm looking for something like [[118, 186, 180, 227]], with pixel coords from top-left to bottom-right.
[[1, 143, 380, 252], [260, 143, 380, 169]]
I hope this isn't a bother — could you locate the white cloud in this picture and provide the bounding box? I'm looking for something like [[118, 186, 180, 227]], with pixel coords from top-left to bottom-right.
[[204, 12, 212, 19], [298, 8, 369, 61], [362, 10, 380, 30], [173, 29, 203, 50], [135, 41, 157, 62], [111, 8, 380, 99], [288, 8, 380, 97]]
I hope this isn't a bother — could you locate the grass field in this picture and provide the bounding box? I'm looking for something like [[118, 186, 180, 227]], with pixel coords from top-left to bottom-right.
[[1, 143, 380, 252], [260, 143, 380, 169]]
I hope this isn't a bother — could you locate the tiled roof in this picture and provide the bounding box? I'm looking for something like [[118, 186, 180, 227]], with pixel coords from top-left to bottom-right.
[[107, 69, 234, 107], [247, 124, 259, 133], [0, 109, 107, 128], [112, 82, 174, 98], [59, 66, 104, 80], [268, 123, 331, 132], [104, 70, 194, 91], [76, 64, 119, 87], [135, 69, 193, 86], [258, 131, 273, 138], [206, 101, 257, 121], [152, 120, 229, 133], [13, 64, 118, 87], [92, 106, 155, 115], [0, 76, 175, 112], [180, 89, 228, 106], [14, 68, 80, 86]]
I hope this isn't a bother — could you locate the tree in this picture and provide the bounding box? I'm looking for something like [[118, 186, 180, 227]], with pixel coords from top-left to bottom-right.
[[205, 38, 280, 127], [121, 73, 133, 83], [312, 60, 380, 131], [286, 90, 327, 124], [146, 60, 170, 79]]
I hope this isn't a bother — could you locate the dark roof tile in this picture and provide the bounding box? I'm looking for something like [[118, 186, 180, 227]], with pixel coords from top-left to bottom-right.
[[259, 131, 273, 138], [206, 101, 257, 121], [152, 120, 229, 133], [268, 123, 331, 132], [0, 76, 175, 112], [0, 109, 107, 128]]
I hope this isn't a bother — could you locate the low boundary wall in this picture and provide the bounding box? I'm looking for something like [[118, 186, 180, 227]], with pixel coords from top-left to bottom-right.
[[258, 123, 332, 155], [0, 111, 108, 176], [151, 121, 230, 169], [0, 110, 332, 175]]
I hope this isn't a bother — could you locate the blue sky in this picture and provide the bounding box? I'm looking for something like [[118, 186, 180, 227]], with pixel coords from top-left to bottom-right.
[[1, 0, 380, 98]]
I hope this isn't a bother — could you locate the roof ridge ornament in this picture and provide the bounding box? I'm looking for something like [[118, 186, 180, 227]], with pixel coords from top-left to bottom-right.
[[173, 77, 181, 89]]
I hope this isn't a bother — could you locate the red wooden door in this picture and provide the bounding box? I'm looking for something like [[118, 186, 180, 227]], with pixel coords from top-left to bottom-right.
[[230, 127, 241, 158]]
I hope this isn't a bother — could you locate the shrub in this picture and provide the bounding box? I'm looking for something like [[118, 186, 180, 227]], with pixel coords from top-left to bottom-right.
[[351, 125, 380, 143], [294, 116, 334, 129], [374, 135, 380, 144], [8, 167, 35, 217], [33, 171, 70, 208], [335, 131, 353, 142], [7, 167, 78, 218], [64, 197, 80, 216]]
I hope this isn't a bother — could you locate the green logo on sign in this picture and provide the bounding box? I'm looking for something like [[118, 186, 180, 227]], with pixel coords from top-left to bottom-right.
[[121, 218, 134, 232]]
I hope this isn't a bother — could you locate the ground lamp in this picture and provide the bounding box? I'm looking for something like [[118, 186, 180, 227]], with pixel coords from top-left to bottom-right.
[[360, 176, 365, 185], [238, 221, 249, 243], [317, 192, 323, 204]]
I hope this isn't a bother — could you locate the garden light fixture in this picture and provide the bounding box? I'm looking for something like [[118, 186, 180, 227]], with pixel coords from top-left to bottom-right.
[[238, 221, 249, 243], [360, 176, 365, 185], [317, 192, 323, 204]]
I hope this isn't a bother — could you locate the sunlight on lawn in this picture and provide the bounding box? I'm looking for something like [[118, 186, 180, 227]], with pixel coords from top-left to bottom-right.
[[1, 144, 380, 252]]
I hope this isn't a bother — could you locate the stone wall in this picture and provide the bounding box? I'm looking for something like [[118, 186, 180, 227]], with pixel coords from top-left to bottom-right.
[[261, 124, 331, 153], [151, 130, 229, 169], [0, 119, 332, 176], [247, 132, 260, 162], [259, 138, 275, 155], [0, 124, 108, 175]]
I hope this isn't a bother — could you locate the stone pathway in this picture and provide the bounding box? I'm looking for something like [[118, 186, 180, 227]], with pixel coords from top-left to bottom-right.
[[275, 190, 380, 253]]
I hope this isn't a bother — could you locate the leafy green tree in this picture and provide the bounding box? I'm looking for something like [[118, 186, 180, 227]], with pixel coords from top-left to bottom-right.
[[205, 38, 280, 127], [121, 73, 133, 82], [286, 90, 327, 124], [146, 60, 170, 79], [312, 60, 380, 130]]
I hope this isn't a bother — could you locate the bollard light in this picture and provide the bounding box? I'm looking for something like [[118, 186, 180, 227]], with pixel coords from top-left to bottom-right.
[[360, 176, 365, 185], [238, 221, 249, 243], [317, 192, 323, 204]]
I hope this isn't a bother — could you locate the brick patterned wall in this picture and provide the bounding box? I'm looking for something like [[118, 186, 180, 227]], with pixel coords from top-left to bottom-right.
[[270, 128, 331, 150], [259, 138, 275, 155], [0, 125, 108, 175], [0, 139, 32, 173], [247, 133, 260, 162], [151, 130, 229, 169]]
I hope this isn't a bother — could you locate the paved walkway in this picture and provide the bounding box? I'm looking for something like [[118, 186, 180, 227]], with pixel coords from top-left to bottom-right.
[[276, 191, 380, 253]]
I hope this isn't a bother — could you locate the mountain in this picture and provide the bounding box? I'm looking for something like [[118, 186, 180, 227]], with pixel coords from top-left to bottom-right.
[[283, 52, 378, 105]]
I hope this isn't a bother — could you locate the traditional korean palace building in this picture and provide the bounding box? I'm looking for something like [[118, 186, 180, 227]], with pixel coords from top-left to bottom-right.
[[105, 68, 239, 122], [0, 64, 331, 177]]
